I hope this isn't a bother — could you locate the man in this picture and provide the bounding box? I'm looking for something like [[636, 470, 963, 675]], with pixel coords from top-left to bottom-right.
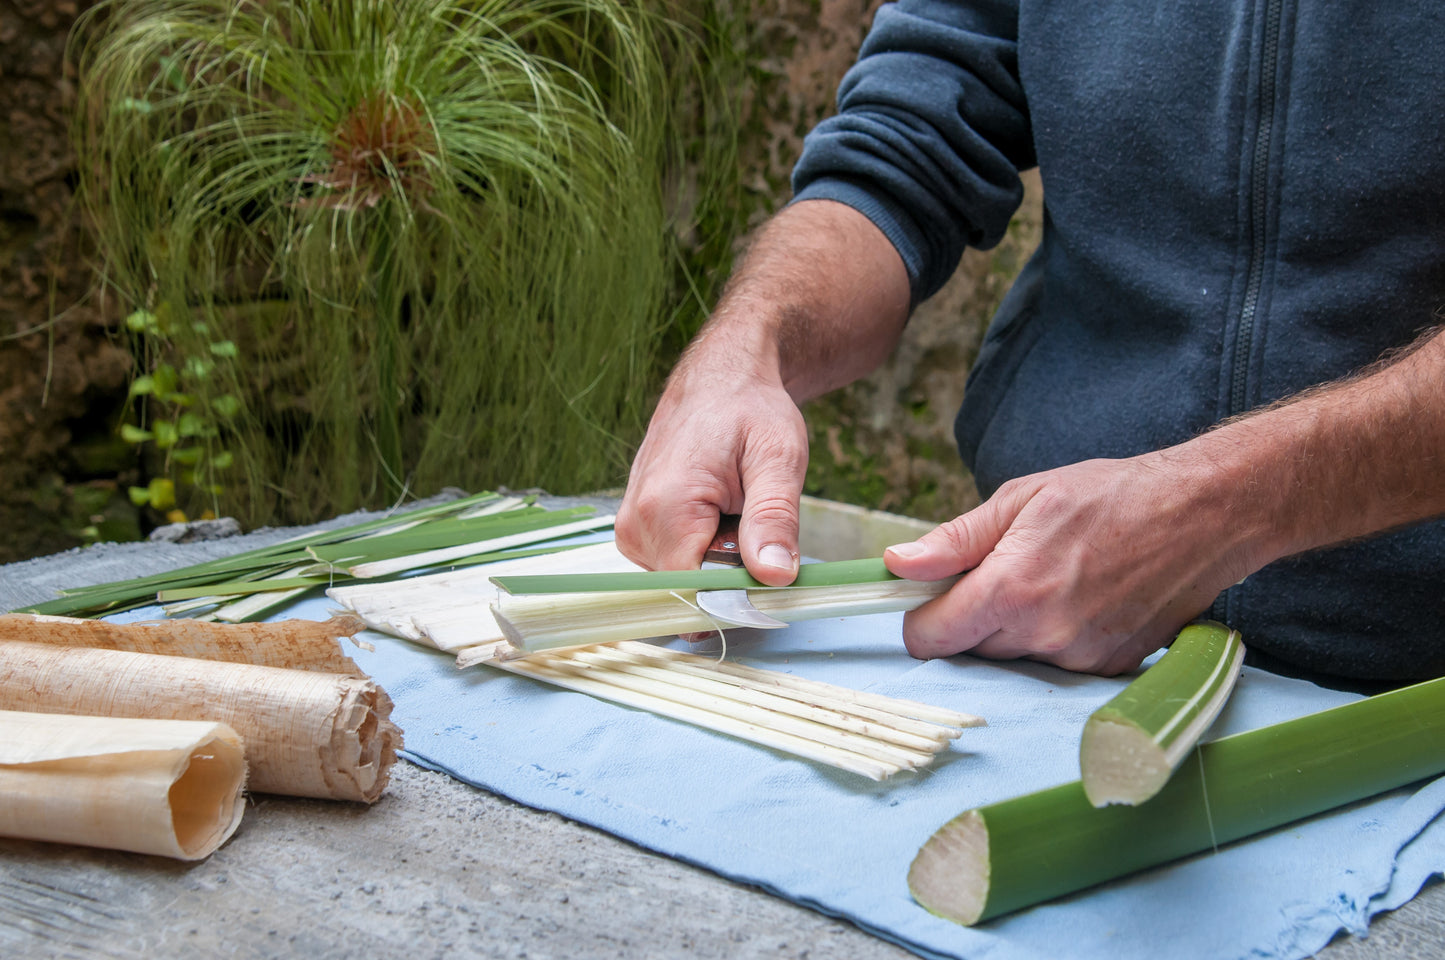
[[616, 0, 1445, 681]]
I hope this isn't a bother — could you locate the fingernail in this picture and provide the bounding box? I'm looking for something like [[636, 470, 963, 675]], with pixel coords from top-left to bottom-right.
[[758, 543, 797, 572], [886, 541, 926, 559]]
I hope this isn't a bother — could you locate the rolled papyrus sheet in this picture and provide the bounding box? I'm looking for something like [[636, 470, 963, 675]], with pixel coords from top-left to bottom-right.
[[0, 709, 245, 860], [0, 641, 401, 802], [0, 613, 368, 675]]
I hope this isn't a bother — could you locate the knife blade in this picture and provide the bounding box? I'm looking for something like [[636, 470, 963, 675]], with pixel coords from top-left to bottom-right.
[[695, 514, 788, 630]]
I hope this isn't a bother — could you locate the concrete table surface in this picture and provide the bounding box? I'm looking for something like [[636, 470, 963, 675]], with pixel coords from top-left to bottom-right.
[[1, 499, 1442, 959]]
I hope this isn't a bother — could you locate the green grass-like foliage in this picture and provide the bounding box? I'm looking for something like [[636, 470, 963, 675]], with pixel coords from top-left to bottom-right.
[[14, 490, 605, 618], [72, 0, 747, 525]]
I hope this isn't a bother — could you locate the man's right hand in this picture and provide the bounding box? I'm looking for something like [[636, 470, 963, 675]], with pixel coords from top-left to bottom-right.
[[615, 329, 808, 586], [613, 199, 913, 584]]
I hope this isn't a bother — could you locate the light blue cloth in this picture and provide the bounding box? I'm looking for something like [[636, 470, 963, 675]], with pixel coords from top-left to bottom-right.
[[217, 590, 1444, 960]]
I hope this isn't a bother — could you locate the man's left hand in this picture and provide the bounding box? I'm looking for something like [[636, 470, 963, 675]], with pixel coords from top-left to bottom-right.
[[883, 454, 1263, 675]]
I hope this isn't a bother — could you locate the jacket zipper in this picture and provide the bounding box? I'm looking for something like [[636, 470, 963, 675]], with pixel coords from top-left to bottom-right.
[[1215, 0, 1284, 625], [1229, 0, 1285, 415]]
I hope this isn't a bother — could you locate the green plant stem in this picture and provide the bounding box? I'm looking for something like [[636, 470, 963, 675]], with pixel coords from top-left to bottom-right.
[[305, 507, 593, 564], [493, 575, 958, 655], [492, 558, 903, 595], [372, 211, 404, 502], [157, 577, 330, 602], [11, 489, 504, 616], [908, 672, 1445, 926], [154, 541, 595, 604], [1079, 622, 1244, 806]]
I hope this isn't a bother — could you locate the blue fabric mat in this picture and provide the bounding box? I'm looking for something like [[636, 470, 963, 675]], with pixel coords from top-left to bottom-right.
[[253, 592, 1442, 960]]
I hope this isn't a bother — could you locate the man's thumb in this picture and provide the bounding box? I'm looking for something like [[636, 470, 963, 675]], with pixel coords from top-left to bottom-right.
[[884, 502, 1005, 580], [740, 492, 800, 586]]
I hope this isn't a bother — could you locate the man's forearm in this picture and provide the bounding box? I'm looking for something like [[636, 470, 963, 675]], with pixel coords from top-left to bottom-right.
[[883, 324, 1445, 675], [1178, 327, 1445, 569], [679, 199, 911, 401], [615, 199, 911, 580]]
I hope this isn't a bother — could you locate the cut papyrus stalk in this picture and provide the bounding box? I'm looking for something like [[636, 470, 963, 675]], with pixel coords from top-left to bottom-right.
[[16, 490, 508, 617], [346, 514, 617, 578], [564, 648, 948, 752], [611, 641, 981, 729], [0, 709, 245, 860], [0, 613, 368, 675], [0, 641, 400, 802], [490, 558, 914, 594], [490, 577, 958, 657], [15, 492, 607, 619], [208, 568, 324, 623], [328, 541, 640, 653], [497, 656, 889, 780], [908, 671, 1445, 926], [475, 640, 980, 780], [540, 651, 935, 768], [329, 548, 980, 777], [1079, 622, 1244, 806]]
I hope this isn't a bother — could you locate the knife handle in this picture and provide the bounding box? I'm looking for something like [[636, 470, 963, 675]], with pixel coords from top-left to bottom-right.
[[702, 514, 743, 567]]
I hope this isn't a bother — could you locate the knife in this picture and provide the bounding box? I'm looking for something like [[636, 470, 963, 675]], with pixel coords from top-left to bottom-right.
[[695, 514, 788, 630]]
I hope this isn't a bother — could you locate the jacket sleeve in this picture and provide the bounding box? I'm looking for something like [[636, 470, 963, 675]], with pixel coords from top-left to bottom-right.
[[790, 0, 1034, 303]]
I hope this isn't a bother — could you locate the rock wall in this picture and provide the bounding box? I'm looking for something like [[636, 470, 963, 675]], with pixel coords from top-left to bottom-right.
[[0, 0, 138, 565]]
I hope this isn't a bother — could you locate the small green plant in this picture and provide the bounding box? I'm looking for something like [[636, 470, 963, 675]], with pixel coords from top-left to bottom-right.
[[120, 306, 239, 517], [73, 0, 752, 527]]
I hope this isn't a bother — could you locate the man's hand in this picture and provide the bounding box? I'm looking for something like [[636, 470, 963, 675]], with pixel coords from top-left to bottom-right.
[[883, 455, 1260, 675], [884, 327, 1445, 675], [616, 348, 808, 585], [615, 199, 912, 582]]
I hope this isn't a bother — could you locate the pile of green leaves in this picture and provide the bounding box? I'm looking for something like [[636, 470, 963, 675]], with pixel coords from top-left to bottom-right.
[[18, 490, 609, 619], [72, 0, 752, 526]]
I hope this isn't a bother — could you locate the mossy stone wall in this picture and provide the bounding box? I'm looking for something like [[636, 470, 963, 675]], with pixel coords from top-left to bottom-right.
[[0, 0, 140, 564]]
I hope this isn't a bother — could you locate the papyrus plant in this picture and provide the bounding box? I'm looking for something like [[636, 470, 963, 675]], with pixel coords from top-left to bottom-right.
[[72, 0, 748, 525]]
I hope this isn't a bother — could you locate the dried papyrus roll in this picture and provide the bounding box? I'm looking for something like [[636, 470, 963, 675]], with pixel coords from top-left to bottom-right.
[[0, 709, 245, 860], [0, 641, 401, 802], [0, 613, 367, 675]]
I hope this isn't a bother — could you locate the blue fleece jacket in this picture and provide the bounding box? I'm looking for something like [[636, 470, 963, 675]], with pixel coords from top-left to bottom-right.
[[792, 0, 1445, 680]]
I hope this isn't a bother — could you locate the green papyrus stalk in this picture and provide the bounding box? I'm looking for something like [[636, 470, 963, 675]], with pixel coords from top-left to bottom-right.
[[1080, 622, 1244, 806], [908, 670, 1445, 925]]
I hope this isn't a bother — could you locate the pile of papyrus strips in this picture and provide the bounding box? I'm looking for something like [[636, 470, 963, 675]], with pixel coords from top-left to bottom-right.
[[329, 540, 984, 782]]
